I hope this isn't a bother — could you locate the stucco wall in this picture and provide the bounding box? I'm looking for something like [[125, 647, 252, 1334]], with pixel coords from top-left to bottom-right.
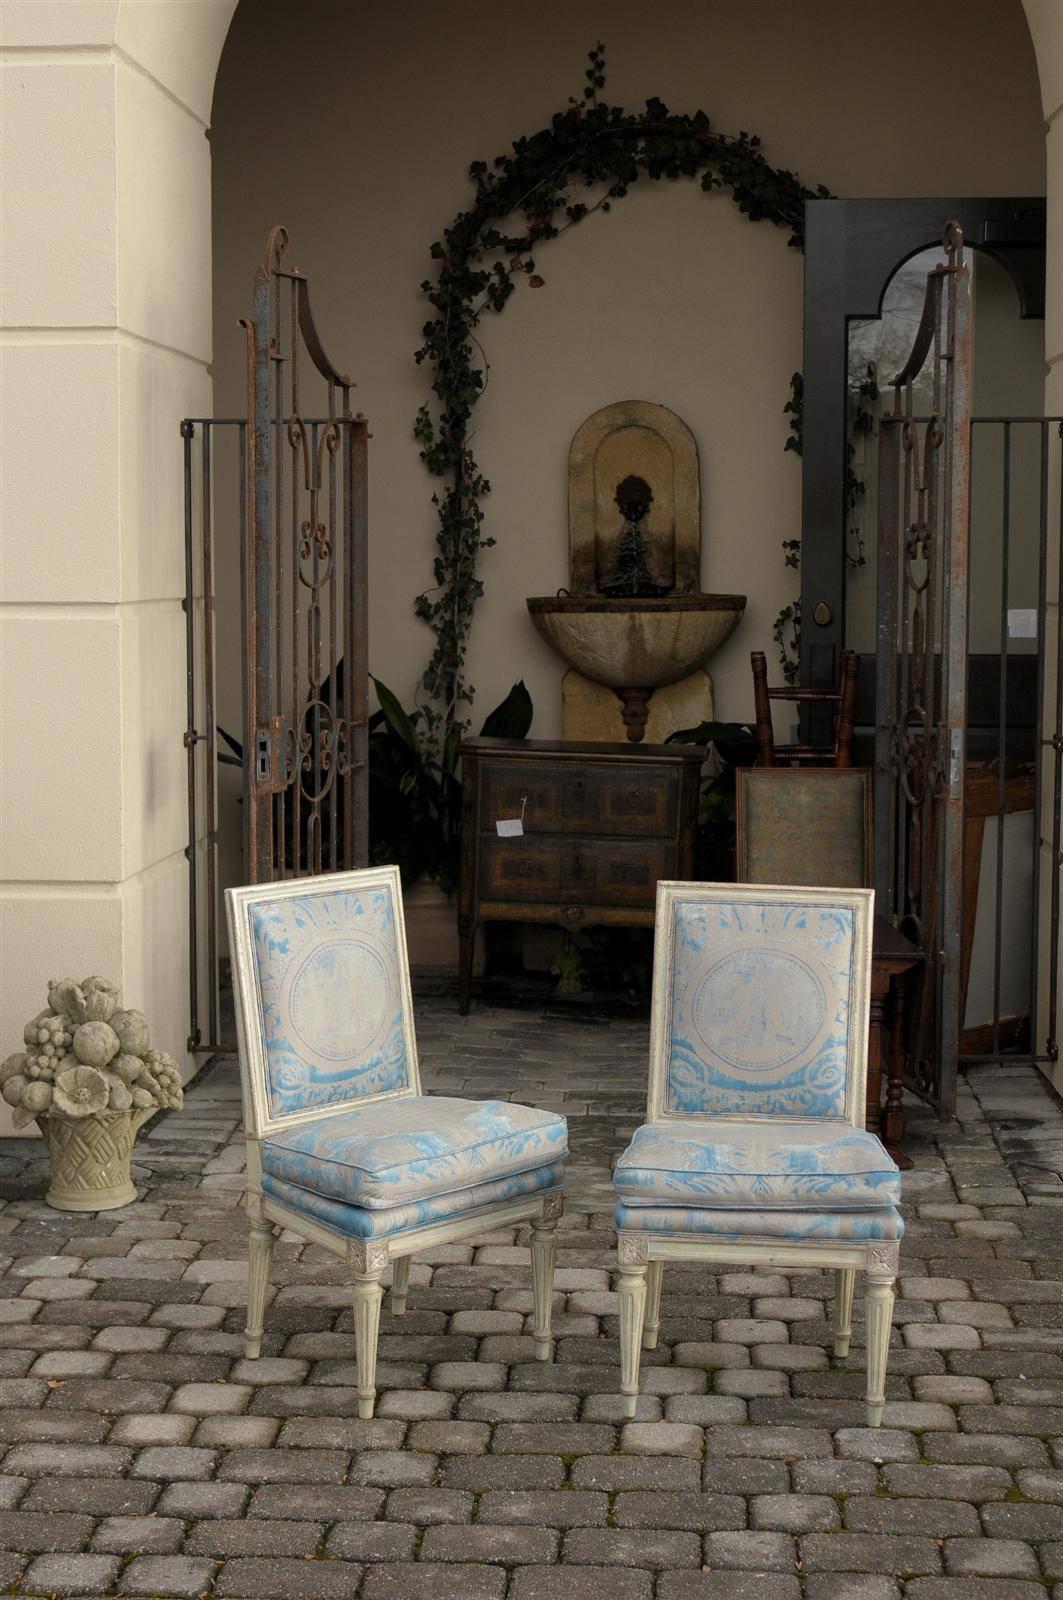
[[210, 0, 1045, 752]]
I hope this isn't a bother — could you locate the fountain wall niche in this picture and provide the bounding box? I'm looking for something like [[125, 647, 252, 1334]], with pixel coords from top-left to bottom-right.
[[527, 400, 746, 742]]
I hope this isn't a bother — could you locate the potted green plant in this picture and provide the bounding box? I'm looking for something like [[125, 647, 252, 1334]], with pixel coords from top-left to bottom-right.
[[369, 679, 533, 972], [1, 977, 183, 1211]]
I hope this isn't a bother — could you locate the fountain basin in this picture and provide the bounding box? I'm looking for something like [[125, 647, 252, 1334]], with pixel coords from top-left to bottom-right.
[[526, 593, 747, 691]]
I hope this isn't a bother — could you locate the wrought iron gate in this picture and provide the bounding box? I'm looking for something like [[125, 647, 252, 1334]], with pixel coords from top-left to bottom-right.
[[183, 227, 369, 1053], [874, 224, 972, 1116]]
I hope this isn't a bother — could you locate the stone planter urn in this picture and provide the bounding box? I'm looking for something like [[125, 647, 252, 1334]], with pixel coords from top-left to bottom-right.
[[1, 977, 184, 1211]]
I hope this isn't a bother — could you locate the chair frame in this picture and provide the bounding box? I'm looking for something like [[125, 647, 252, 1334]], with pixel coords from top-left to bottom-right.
[[750, 648, 860, 766], [227, 865, 562, 1418], [616, 881, 899, 1427]]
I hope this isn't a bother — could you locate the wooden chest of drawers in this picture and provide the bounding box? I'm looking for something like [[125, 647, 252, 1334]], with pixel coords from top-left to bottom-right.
[[457, 737, 703, 1013]]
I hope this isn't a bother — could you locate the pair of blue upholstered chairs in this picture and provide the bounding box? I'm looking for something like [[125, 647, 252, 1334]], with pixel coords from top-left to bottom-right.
[[226, 868, 901, 1425]]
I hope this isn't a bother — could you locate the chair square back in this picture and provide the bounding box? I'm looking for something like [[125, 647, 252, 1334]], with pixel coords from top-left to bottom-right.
[[647, 882, 873, 1126], [225, 866, 419, 1139]]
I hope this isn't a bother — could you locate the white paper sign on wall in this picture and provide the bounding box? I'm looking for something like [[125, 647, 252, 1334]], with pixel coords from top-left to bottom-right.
[[1007, 609, 1037, 639]]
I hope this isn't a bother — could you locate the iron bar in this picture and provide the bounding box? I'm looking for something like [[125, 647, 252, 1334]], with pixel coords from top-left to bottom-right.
[[181, 420, 200, 1052], [991, 423, 1011, 1055], [202, 424, 219, 1049]]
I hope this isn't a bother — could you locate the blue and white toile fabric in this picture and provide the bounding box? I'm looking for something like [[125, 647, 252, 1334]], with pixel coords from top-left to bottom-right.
[[248, 883, 412, 1119], [664, 897, 859, 1120], [614, 1200, 903, 1242], [262, 1096, 568, 1209], [614, 1119, 900, 1210], [263, 1161, 566, 1240]]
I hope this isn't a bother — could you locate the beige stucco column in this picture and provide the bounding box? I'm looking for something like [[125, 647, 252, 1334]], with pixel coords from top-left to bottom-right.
[[1022, 0, 1063, 1091], [0, 1, 236, 1132]]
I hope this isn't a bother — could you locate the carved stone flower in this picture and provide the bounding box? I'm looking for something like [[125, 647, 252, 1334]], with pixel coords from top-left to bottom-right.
[[52, 1064, 110, 1119]]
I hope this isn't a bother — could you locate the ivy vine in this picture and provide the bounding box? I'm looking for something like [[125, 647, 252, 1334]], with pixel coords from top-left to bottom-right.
[[414, 44, 831, 739]]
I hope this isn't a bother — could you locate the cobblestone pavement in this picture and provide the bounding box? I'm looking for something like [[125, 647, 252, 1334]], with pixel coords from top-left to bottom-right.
[[1, 999, 1062, 1600]]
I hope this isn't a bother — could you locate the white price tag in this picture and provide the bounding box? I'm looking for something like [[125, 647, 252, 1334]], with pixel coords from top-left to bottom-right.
[[495, 795, 527, 838]]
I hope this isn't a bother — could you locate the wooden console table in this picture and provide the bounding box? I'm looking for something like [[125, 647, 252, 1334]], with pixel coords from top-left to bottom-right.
[[457, 737, 703, 1015]]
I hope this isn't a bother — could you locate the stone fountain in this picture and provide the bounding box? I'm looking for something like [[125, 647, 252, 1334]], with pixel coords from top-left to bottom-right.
[[527, 400, 746, 742]]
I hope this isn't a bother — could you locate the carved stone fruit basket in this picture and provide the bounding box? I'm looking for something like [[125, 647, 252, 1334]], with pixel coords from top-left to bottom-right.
[[1, 977, 184, 1211]]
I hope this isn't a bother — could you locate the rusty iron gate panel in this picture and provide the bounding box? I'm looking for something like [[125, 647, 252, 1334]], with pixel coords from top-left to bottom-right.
[[183, 227, 369, 1054], [874, 223, 972, 1117]]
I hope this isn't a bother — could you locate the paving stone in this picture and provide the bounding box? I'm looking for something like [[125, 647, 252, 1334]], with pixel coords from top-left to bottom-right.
[[903, 1583, 1047, 1600], [509, 1569, 652, 1600], [193, 1413, 280, 1447], [752, 1493, 840, 1531], [944, 1537, 1041, 1576], [212, 1556, 365, 1598], [109, 1412, 197, 1447], [922, 1431, 1049, 1467], [131, 1444, 216, 1480], [493, 1422, 616, 1455], [834, 1428, 920, 1462], [656, 1576, 800, 1600], [325, 1522, 417, 1561], [405, 1420, 490, 1454], [802, 1580, 900, 1600], [702, 1457, 790, 1494], [881, 1463, 1012, 1501], [571, 1454, 700, 1491], [0, 1511, 94, 1552], [704, 1529, 797, 1570], [21, 1477, 161, 1516], [247, 1484, 384, 1521], [791, 1459, 879, 1495], [185, 1516, 322, 1556], [476, 1489, 609, 1527], [348, 1449, 436, 1488], [706, 1424, 834, 1459], [562, 1526, 702, 1567], [218, 1445, 349, 1483], [17, 1553, 121, 1594], [799, 1531, 943, 1575], [418, 1524, 559, 1564], [981, 1499, 1063, 1538], [277, 1416, 406, 1450], [91, 1515, 185, 1553], [620, 1421, 704, 1456], [155, 1480, 249, 1518], [0, 1408, 110, 1445], [3, 1441, 132, 1477], [349, 1558, 507, 1600], [611, 1492, 746, 1531], [843, 1495, 981, 1536], [441, 1453, 566, 1489]]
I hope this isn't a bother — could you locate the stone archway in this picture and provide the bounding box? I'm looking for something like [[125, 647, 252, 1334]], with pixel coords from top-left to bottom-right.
[[2, 0, 1060, 1127]]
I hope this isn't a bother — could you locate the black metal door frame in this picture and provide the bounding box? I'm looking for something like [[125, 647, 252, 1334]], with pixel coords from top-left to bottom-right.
[[799, 195, 1045, 693]]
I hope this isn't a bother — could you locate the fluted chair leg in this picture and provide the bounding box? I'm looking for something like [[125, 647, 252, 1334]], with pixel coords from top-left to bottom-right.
[[390, 1255, 411, 1317], [353, 1274, 384, 1419], [246, 1218, 275, 1359], [618, 1259, 648, 1418], [643, 1261, 664, 1350], [865, 1268, 896, 1427], [530, 1219, 558, 1360], [833, 1268, 856, 1359]]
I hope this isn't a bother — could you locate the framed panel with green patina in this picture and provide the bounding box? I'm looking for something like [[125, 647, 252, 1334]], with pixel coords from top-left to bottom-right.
[[736, 768, 872, 891]]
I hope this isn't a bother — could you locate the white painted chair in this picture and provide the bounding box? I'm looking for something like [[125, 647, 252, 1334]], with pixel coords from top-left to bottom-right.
[[226, 865, 567, 1418], [613, 882, 901, 1426]]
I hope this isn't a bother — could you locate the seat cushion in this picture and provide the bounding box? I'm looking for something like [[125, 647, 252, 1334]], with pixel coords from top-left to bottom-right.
[[613, 1119, 900, 1210], [262, 1161, 565, 1240], [614, 1200, 903, 1242], [262, 1095, 567, 1209]]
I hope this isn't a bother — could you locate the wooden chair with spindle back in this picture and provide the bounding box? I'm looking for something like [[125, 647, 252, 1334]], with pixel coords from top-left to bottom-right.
[[750, 649, 860, 767]]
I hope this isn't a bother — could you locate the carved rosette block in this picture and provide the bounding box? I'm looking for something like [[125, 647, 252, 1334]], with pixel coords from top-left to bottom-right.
[[40, 1108, 152, 1212]]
